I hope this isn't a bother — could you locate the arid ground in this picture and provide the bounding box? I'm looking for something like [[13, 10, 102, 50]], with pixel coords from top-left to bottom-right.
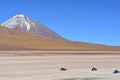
[[0, 51, 120, 80]]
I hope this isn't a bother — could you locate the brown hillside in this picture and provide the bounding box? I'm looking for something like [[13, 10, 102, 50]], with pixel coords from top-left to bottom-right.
[[0, 26, 120, 51]]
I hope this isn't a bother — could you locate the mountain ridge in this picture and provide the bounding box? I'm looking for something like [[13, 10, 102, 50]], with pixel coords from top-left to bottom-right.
[[0, 14, 120, 51]]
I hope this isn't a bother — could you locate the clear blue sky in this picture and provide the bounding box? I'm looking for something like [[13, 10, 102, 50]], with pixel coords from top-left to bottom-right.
[[0, 0, 120, 46]]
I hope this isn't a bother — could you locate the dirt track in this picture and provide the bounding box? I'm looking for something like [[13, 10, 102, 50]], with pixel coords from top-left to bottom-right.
[[0, 51, 120, 80]]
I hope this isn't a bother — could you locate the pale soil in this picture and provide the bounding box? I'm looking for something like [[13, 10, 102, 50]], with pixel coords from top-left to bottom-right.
[[0, 51, 119, 80]]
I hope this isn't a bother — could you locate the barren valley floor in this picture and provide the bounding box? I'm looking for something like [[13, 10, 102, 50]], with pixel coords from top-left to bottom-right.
[[0, 51, 119, 80]]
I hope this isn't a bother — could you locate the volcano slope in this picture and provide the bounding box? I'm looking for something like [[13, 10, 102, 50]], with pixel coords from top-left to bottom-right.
[[0, 26, 120, 51]]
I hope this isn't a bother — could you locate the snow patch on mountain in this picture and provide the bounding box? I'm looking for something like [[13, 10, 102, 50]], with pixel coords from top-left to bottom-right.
[[2, 14, 32, 31]]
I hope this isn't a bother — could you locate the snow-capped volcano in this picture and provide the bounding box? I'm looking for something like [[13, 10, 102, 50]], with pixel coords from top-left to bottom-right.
[[1, 14, 63, 40]]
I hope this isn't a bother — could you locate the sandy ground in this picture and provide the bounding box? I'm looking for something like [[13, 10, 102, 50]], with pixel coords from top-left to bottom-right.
[[0, 51, 119, 80]]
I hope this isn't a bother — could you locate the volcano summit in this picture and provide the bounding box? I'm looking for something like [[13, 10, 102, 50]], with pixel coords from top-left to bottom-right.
[[1, 14, 63, 40]]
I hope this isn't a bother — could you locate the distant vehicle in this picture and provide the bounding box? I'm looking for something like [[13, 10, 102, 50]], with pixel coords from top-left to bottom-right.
[[92, 67, 98, 71], [113, 69, 120, 74], [60, 68, 67, 71]]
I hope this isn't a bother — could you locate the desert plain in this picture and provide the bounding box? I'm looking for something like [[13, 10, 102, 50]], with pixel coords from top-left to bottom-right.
[[0, 51, 119, 80]]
